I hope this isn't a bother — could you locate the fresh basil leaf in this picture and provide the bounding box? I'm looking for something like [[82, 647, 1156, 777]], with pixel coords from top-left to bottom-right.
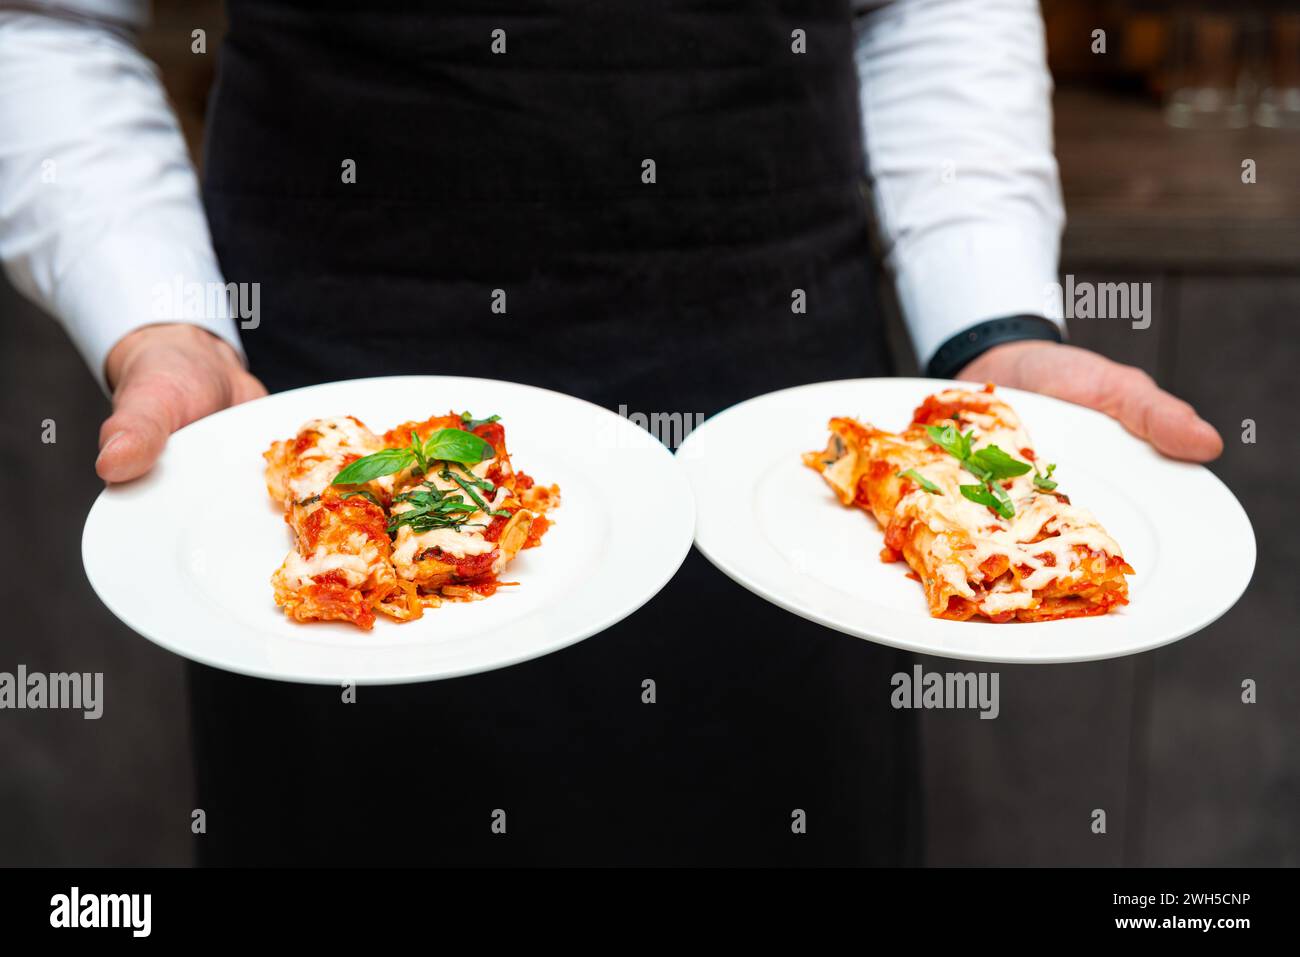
[[461, 412, 501, 431], [408, 430, 430, 474], [925, 423, 976, 460], [923, 420, 1021, 518], [332, 447, 415, 485], [925, 423, 963, 459], [985, 480, 1015, 518], [897, 469, 941, 494], [959, 482, 1015, 519], [422, 428, 493, 465], [1033, 463, 1058, 491], [968, 444, 1032, 481]]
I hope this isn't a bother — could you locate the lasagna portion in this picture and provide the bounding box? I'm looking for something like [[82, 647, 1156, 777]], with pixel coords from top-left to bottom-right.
[[803, 385, 1133, 623], [263, 413, 558, 630]]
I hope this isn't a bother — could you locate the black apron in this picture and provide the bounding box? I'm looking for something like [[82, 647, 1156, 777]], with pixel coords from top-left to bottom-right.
[[197, 0, 919, 865]]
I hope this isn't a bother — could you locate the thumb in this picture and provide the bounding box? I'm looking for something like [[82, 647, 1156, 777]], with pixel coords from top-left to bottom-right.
[[1108, 367, 1224, 463], [1156, 408, 1224, 462], [95, 374, 186, 483]]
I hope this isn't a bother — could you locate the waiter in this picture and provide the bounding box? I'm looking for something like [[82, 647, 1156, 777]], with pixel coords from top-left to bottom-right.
[[1, 0, 1221, 865]]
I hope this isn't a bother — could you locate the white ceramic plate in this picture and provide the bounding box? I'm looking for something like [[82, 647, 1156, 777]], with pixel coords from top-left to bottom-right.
[[83, 376, 694, 684], [678, 378, 1255, 664]]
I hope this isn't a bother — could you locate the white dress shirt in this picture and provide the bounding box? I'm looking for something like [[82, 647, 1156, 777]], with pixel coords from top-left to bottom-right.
[[0, 0, 1064, 391]]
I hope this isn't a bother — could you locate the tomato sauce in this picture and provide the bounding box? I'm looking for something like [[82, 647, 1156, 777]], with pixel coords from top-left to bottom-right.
[[414, 547, 497, 582]]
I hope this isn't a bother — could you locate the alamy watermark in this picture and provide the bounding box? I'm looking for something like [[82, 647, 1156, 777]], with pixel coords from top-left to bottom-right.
[[618, 405, 703, 450], [891, 664, 999, 719], [50, 887, 150, 937], [151, 274, 260, 329], [1045, 275, 1151, 330], [0, 665, 102, 719], [592, 405, 705, 452]]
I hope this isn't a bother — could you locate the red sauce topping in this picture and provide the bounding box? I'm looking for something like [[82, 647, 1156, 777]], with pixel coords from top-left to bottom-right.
[[449, 551, 497, 580], [524, 516, 550, 549], [300, 495, 387, 553], [311, 570, 350, 587], [868, 459, 894, 481], [302, 583, 375, 630], [883, 519, 913, 555], [911, 396, 966, 426], [980, 555, 1010, 579], [415, 547, 498, 582], [473, 421, 507, 458], [853, 481, 873, 509], [482, 512, 511, 543]]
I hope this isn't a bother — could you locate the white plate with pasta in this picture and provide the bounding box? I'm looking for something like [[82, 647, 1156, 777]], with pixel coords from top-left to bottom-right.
[[82, 375, 694, 684], [678, 377, 1256, 664]]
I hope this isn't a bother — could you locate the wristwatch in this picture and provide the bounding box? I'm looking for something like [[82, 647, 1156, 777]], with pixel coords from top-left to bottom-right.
[[926, 314, 1063, 381]]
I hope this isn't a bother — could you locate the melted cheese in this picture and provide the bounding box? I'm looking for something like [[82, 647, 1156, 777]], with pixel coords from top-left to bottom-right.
[[393, 526, 497, 565], [279, 548, 378, 588], [870, 389, 1124, 613], [389, 469, 508, 569], [979, 585, 1037, 616], [287, 416, 385, 500]]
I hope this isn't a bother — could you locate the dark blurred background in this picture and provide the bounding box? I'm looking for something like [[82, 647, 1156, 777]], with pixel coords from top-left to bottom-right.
[[1, 1, 1296, 865]]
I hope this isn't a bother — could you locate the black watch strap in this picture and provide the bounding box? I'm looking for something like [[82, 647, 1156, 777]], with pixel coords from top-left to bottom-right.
[[925, 315, 1063, 381]]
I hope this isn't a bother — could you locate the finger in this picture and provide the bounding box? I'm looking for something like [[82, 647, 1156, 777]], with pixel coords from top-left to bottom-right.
[[1110, 369, 1224, 463], [95, 375, 185, 483]]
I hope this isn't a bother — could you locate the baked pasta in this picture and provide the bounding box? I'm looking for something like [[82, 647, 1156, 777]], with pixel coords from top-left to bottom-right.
[[264, 412, 558, 630], [803, 385, 1133, 623]]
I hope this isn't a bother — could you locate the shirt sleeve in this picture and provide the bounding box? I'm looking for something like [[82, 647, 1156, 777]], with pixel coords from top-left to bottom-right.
[[0, 4, 244, 392], [852, 0, 1066, 368]]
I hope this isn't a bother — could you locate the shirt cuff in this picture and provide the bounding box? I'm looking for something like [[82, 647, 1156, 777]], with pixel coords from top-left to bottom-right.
[[895, 223, 1065, 369], [51, 231, 246, 393]]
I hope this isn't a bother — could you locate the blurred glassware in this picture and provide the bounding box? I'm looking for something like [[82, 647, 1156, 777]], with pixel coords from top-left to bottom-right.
[[1164, 10, 1253, 128], [1255, 12, 1300, 129]]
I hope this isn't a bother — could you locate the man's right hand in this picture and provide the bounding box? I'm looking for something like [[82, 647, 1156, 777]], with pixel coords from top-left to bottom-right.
[[96, 323, 267, 483]]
